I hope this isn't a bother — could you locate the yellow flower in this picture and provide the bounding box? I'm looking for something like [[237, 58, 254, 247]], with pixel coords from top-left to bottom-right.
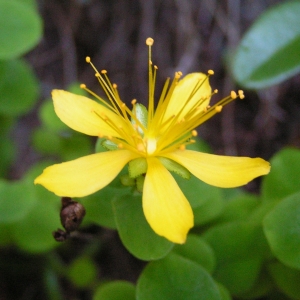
[[34, 37, 270, 244]]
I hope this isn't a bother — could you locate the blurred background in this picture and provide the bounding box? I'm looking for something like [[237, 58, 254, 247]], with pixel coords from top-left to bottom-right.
[[1, 0, 299, 299]]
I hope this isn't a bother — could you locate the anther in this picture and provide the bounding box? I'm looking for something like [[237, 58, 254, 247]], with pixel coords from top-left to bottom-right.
[[101, 70, 107, 74], [80, 84, 86, 89], [118, 143, 123, 149], [175, 72, 181, 79], [238, 90, 245, 99], [179, 145, 186, 151], [146, 37, 154, 46], [131, 99, 137, 105], [215, 105, 223, 112], [192, 130, 198, 137], [154, 65, 158, 70], [214, 89, 218, 94], [208, 70, 214, 75], [95, 72, 100, 78], [113, 83, 118, 89], [137, 143, 144, 152], [230, 91, 237, 99], [85, 56, 91, 63]]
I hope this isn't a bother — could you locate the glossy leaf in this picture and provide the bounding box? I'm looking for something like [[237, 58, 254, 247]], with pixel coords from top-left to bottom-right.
[[173, 234, 216, 273], [268, 261, 300, 299], [174, 173, 223, 226], [263, 191, 300, 269], [0, 179, 36, 224], [232, 1, 300, 89], [93, 281, 135, 300], [0, 59, 39, 116], [136, 253, 221, 300], [203, 221, 267, 296], [261, 148, 300, 202], [0, 0, 42, 59], [68, 257, 97, 288], [113, 193, 173, 261]]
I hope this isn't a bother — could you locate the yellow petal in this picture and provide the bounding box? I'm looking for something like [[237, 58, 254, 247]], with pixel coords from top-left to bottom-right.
[[143, 157, 194, 244], [163, 150, 270, 188], [52, 90, 125, 137], [163, 73, 211, 121], [34, 150, 138, 197]]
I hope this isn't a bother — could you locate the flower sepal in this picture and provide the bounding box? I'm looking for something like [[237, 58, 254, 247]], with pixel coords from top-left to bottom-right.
[[158, 157, 191, 179]]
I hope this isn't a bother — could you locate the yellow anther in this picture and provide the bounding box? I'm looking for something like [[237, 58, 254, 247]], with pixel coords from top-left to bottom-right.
[[101, 70, 107, 74], [131, 99, 137, 105], [208, 70, 214, 75], [154, 65, 158, 70], [113, 83, 118, 89], [214, 89, 218, 94], [177, 71, 183, 76], [192, 130, 198, 137], [146, 37, 154, 46], [215, 105, 222, 112], [85, 56, 91, 63], [118, 143, 124, 149], [238, 90, 245, 99], [121, 103, 126, 108], [175, 72, 181, 79], [230, 91, 237, 99], [80, 84, 86, 89], [179, 145, 186, 151], [137, 143, 145, 152], [95, 72, 100, 77]]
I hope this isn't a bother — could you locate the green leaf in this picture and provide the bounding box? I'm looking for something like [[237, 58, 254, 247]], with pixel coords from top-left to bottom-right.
[[173, 234, 216, 273], [132, 103, 148, 135], [11, 187, 60, 253], [173, 173, 223, 226], [216, 193, 259, 224], [136, 253, 222, 300], [0, 0, 42, 59], [68, 257, 97, 288], [261, 147, 300, 203], [0, 179, 36, 224], [93, 281, 136, 300], [158, 157, 190, 179], [128, 157, 147, 178], [32, 128, 62, 155], [113, 193, 173, 260], [203, 221, 267, 296], [263, 191, 300, 269], [268, 261, 300, 299], [39, 100, 69, 133], [0, 59, 39, 116], [82, 185, 132, 229], [231, 1, 300, 89]]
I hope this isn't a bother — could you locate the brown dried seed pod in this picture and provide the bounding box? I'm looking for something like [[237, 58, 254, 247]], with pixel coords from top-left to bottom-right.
[[60, 197, 86, 233], [53, 229, 69, 242]]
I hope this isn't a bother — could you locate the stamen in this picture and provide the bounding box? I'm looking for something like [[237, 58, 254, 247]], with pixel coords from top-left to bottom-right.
[[179, 145, 186, 151], [146, 37, 154, 46], [238, 90, 245, 99], [208, 70, 214, 75], [80, 84, 86, 89], [192, 130, 198, 137], [230, 91, 237, 99], [215, 105, 222, 112], [131, 99, 137, 105]]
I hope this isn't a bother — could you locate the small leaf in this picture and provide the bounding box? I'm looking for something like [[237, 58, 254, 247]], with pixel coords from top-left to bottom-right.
[[263, 191, 300, 269], [128, 157, 147, 178], [93, 281, 135, 300], [173, 234, 216, 273], [158, 157, 190, 179], [68, 257, 97, 288], [113, 193, 173, 260], [132, 103, 148, 135], [231, 1, 300, 89], [0, 59, 39, 116], [261, 147, 300, 202], [173, 173, 223, 226], [0, 0, 42, 59], [0, 179, 36, 224], [268, 261, 300, 299], [136, 253, 222, 300], [203, 221, 267, 296]]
